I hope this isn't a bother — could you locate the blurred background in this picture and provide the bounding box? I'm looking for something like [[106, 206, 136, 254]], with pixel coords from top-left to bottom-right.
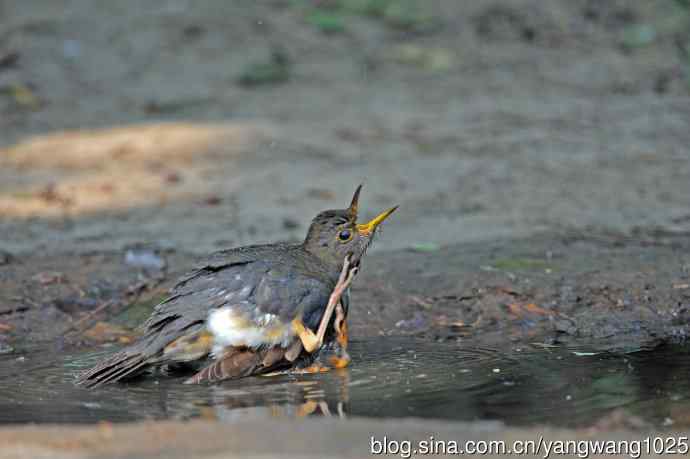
[[1, 0, 689, 256]]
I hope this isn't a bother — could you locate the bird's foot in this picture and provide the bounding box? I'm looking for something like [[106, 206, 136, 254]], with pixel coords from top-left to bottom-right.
[[291, 363, 332, 374], [291, 350, 351, 373], [334, 302, 348, 349], [291, 318, 320, 353], [327, 354, 351, 369], [311, 258, 358, 351]]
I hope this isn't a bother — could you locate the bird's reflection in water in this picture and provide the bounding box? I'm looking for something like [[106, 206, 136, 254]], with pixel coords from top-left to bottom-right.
[[203, 368, 350, 421]]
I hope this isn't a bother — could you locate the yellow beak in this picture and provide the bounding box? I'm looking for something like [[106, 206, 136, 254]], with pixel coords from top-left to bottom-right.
[[356, 206, 398, 236]]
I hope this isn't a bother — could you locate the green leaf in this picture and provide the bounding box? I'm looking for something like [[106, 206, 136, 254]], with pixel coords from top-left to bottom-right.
[[306, 11, 347, 34]]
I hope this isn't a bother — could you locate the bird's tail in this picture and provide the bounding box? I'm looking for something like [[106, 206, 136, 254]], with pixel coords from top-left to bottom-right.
[[76, 329, 215, 388], [75, 349, 150, 388]]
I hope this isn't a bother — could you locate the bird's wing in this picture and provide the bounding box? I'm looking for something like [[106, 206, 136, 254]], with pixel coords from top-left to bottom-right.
[[141, 257, 334, 356], [143, 259, 259, 335]]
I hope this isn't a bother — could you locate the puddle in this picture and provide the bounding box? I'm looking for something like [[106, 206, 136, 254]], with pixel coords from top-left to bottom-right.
[[1, 337, 689, 427]]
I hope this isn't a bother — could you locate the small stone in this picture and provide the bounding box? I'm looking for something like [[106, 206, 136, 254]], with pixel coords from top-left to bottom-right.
[[0, 251, 13, 265], [164, 172, 182, 184], [124, 247, 166, 271], [204, 195, 222, 206], [282, 217, 300, 230], [0, 342, 14, 355]]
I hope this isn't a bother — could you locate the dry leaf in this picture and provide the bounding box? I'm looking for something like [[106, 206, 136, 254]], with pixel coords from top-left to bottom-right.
[[84, 321, 137, 344]]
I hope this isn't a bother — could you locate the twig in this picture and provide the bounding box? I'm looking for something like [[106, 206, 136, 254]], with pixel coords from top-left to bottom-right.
[[64, 300, 116, 334]]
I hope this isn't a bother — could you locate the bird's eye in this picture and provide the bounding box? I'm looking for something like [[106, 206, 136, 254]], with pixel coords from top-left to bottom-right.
[[338, 229, 352, 242]]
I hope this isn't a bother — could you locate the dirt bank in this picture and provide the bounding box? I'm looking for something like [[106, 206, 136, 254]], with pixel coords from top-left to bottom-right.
[[1, 417, 687, 459]]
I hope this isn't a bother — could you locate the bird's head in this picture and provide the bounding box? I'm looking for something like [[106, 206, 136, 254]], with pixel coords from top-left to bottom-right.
[[303, 184, 397, 273]]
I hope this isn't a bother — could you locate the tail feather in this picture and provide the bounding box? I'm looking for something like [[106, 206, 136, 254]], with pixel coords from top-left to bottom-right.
[[76, 352, 149, 388], [76, 329, 212, 389]]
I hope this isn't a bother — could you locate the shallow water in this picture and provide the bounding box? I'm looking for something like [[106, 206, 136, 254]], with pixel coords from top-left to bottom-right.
[[1, 337, 689, 428]]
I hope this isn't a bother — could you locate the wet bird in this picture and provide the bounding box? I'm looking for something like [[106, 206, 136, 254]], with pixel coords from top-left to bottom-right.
[[77, 185, 397, 387]]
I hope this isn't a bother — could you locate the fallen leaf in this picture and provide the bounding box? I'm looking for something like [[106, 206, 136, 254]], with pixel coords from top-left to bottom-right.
[[409, 242, 441, 252], [8, 83, 41, 109], [32, 271, 66, 285], [525, 303, 549, 315], [507, 302, 550, 317], [83, 321, 137, 344], [392, 44, 455, 71], [507, 303, 521, 315], [495, 286, 521, 296], [306, 188, 336, 200], [37, 183, 73, 206]]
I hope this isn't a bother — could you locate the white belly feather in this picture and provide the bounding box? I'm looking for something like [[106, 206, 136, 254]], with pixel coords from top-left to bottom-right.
[[207, 305, 294, 356]]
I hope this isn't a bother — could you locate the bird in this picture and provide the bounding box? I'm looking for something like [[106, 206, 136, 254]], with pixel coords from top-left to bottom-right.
[[76, 185, 397, 387]]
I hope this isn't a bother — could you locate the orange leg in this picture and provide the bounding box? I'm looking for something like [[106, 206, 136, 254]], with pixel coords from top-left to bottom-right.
[[329, 302, 350, 369], [292, 301, 351, 374], [295, 256, 357, 354], [314, 257, 358, 350]]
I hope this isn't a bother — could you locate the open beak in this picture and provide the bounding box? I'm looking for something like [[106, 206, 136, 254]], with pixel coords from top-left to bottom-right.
[[356, 206, 398, 236]]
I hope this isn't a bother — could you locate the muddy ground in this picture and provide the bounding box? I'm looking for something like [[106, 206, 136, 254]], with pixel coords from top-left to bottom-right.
[[1, 0, 690, 456], [2, 234, 690, 356]]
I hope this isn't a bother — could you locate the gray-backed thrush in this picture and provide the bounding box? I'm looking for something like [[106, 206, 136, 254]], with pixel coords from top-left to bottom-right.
[[77, 185, 397, 387]]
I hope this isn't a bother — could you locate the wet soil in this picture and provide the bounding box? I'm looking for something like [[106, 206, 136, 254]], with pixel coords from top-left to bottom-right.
[[4, 416, 685, 459], [2, 234, 689, 354], [1, 0, 689, 352]]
